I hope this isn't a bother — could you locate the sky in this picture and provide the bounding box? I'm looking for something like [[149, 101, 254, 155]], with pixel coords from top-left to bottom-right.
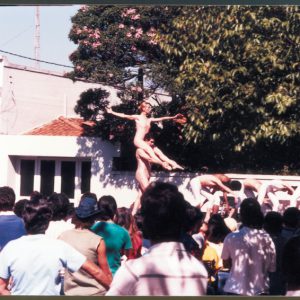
[[0, 5, 81, 73]]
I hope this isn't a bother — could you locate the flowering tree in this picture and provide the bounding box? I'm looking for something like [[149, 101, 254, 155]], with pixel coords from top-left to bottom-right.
[[70, 6, 186, 170]]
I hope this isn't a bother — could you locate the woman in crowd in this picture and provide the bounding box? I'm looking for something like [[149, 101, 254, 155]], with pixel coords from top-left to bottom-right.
[[91, 196, 132, 276], [115, 207, 142, 260], [59, 196, 112, 296]]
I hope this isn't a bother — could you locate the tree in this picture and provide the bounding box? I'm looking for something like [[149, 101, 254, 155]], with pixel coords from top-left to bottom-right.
[[158, 6, 300, 173], [70, 5, 187, 170]]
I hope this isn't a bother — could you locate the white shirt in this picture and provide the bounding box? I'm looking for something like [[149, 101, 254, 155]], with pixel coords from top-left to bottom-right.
[[45, 219, 75, 239], [106, 241, 208, 296], [221, 226, 276, 295], [0, 234, 86, 295]]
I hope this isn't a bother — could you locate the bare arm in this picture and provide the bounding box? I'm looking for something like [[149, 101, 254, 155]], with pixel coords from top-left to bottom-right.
[[0, 278, 10, 295], [97, 240, 112, 284], [81, 259, 112, 290], [213, 177, 235, 195], [150, 113, 183, 123], [106, 108, 138, 121]]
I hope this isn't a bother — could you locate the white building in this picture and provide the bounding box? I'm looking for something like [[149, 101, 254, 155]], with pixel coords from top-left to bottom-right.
[[0, 56, 299, 208]]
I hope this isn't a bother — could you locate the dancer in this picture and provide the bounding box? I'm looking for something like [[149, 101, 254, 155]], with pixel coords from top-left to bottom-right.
[[132, 134, 178, 215], [190, 174, 238, 213], [257, 180, 294, 212], [106, 101, 184, 170]]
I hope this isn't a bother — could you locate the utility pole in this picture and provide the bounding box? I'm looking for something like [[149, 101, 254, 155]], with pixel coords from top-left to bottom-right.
[[34, 6, 40, 69]]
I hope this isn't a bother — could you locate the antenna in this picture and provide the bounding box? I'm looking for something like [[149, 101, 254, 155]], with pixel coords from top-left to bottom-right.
[[34, 6, 40, 69]]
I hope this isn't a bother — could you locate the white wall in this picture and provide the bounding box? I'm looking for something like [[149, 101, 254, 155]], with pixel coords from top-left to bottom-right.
[[0, 57, 121, 135], [1, 135, 300, 208]]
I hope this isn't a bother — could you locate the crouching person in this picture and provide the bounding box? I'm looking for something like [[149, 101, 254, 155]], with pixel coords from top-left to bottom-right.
[[0, 200, 111, 295], [106, 182, 208, 296]]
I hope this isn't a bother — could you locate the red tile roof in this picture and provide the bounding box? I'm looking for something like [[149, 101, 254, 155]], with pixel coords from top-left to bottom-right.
[[23, 116, 95, 136]]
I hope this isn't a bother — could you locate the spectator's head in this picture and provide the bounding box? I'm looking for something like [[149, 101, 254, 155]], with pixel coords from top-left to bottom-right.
[[22, 200, 52, 234], [72, 196, 100, 228], [282, 235, 300, 290], [207, 214, 231, 244], [183, 202, 203, 234], [80, 192, 97, 203], [13, 199, 30, 218], [98, 195, 117, 221], [0, 186, 16, 211], [283, 207, 300, 229], [140, 182, 187, 243], [240, 198, 264, 229], [47, 193, 70, 221], [30, 191, 43, 203], [264, 211, 283, 235], [115, 207, 131, 230]]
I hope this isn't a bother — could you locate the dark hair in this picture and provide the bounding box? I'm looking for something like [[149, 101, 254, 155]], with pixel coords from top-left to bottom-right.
[[240, 198, 264, 229], [80, 192, 97, 203], [22, 200, 52, 234], [263, 211, 283, 235], [30, 191, 43, 203], [229, 180, 242, 191], [183, 202, 203, 233], [71, 213, 95, 229], [283, 207, 300, 229], [98, 195, 117, 221], [47, 193, 70, 221], [144, 133, 155, 141], [14, 199, 30, 218], [115, 207, 131, 230], [0, 186, 16, 211], [282, 236, 300, 289], [140, 182, 187, 242], [207, 214, 231, 244]]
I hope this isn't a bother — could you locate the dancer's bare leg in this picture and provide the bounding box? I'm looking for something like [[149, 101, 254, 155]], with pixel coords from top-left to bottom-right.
[[153, 146, 184, 170], [134, 139, 172, 171], [132, 172, 150, 215]]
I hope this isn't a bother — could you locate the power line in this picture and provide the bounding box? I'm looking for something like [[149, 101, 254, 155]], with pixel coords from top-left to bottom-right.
[[0, 49, 74, 69], [0, 25, 34, 47]]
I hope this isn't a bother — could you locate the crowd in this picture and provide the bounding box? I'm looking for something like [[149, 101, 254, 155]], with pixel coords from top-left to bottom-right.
[[0, 179, 300, 296]]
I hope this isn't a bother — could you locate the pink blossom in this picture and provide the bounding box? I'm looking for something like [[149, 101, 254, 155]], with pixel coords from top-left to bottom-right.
[[130, 26, 135, 31], [126, 8, 136, 15], [76, 65, 84, 71], [146, 31, 155, 37], [135, 32, 142, 38], [76, 29, 82, 34], [131, 14, 140, 20], [136, 27, 143, 35], [149, 39, 158, 45], [92, 42, 101, 48], [131, 45, 137, 51], [80, 5, 89, 12], [108, 73, 114, 78], [119, 23, 125, 29], [126, 32, 132, 38]]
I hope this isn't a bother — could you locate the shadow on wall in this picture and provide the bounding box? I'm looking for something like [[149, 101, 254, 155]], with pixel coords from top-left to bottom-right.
[[75, 136, 196, 196], [76, 136, 137, 189]]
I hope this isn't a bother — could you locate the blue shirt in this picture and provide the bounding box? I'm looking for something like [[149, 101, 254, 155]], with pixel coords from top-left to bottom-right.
[[0, 214, 26, 251]]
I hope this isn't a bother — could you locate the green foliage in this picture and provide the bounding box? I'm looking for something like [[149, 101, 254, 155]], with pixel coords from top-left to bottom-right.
[[158, 6, 300, 173], [70, 5, 300, 174]]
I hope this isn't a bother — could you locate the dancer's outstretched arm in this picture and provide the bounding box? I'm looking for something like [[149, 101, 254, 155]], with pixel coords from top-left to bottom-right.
[[151, 113, 183, 122], [106, 108, 138, 121], [137, 148, 170, 169]]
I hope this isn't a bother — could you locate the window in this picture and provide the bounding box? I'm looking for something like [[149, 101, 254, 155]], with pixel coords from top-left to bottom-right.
[[81, 161, 91, 194], [61, 161, 75, 198], [20, 160, 35, 196], [40, 160, 55, 197]]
